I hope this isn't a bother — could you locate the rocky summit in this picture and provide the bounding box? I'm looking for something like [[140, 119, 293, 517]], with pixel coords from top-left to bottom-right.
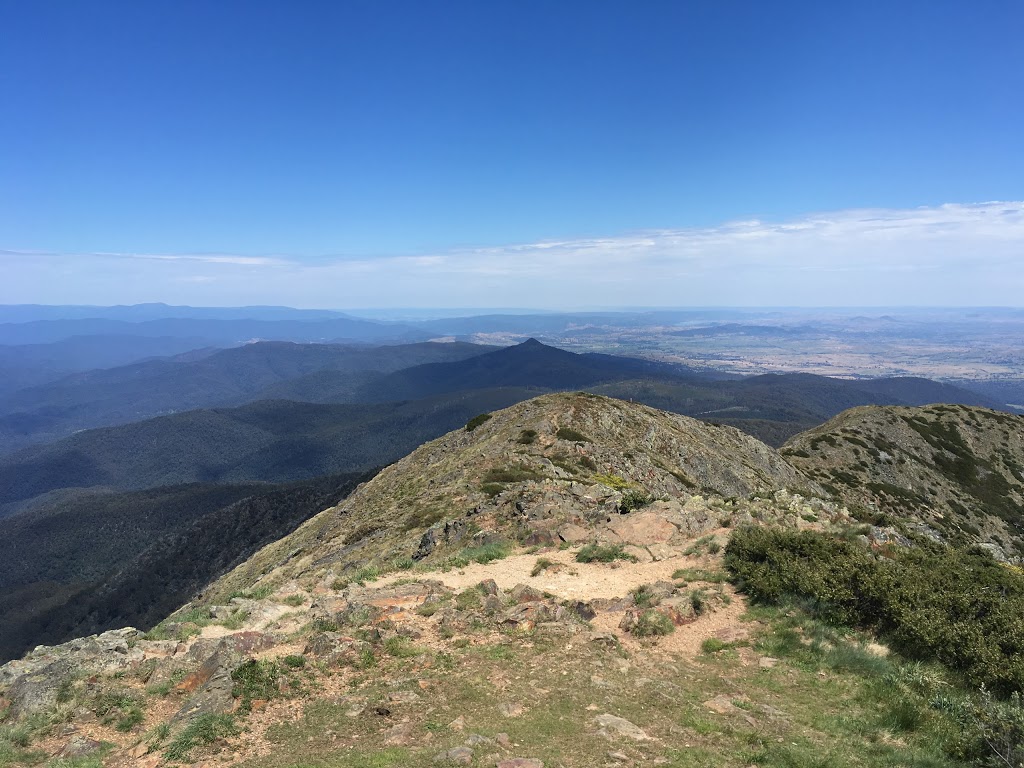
[[0, 393, 1021, 767]]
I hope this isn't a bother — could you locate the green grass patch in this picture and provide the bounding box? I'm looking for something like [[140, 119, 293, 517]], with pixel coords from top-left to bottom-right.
[[631, 609, 675, 637], [164, 713, 239, 763], [593, 473, 630, 490], [576, 543, 637, 563]]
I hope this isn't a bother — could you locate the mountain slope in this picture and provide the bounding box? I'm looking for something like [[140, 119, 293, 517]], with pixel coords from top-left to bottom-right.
[[0, 341, 494, 453], [0, 388, 543, 512], [205, 391, 820, 601], [782, 403, 1024, 558], [0, 470, 373, 663]]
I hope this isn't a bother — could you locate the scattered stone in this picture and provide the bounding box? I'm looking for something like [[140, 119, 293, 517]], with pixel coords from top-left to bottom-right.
[[477, 579, 500, 596], [508, 584, 545, 604], [703, 695, 738, 714], [594, 713, 652, 741], [56, 736, 103, 758], [647, 543, 677, 561], [436, 745, 474, 765], [128, 742, 149, 759], [448, 714, 467, 731], [498, 701, 525, 717], [558, 523, 589, 543], [388, 690, 421, 704], [495, 732, 512, 747], [497, 760, 544, 768], [497, 603, 556, 632], [383, 721, 417, 746], [483, 595, 506, 615], [713, 626, 749, 644], [568, 600, 596, 621], [523, 530, 559, 547], [608, 751, 631, 762], [465, 733, 493, 746], [589, 632, 620, 648]]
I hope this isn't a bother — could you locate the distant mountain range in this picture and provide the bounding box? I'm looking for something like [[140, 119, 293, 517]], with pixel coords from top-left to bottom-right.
[[0, 340, 1001, 515], [0, 316, 429, 346], [0, 340, 495, 453]]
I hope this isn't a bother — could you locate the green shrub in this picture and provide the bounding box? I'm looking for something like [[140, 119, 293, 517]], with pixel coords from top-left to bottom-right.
[[91, 689, 144, 731], [220, 609, 249, 630], [632, 610, 675, 637], [619, 490, 652, 513], [454, 588, 482, 610], [701, 638, 729, 654], [352, 565, 381, 584], [689, 589, 709, 616], [725, 527, 1024, 694], [310, 618, 339, 633], [576, 543, 638, 564], [282, 654, 306, 669], [482, 465, 543, 484], [555, 426, 591, 442], [465, 413, 492, 432], [630, 584, 658, 609], [517, 429, 538, 444]]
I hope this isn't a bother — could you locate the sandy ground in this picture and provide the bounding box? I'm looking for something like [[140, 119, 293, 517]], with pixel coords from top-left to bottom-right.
[[377, 546, 752, 659]]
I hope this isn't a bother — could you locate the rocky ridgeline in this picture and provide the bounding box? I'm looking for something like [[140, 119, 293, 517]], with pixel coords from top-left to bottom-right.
[[783, 403, 1024, 560], [200, 392, 822, 603]]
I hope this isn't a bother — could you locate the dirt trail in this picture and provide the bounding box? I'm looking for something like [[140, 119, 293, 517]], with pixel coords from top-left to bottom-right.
[[379, 547, 692, 598], [378, 546, 751, 659]]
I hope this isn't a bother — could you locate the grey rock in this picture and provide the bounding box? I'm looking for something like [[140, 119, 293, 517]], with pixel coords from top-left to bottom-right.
[[594, 713, 652, 741]]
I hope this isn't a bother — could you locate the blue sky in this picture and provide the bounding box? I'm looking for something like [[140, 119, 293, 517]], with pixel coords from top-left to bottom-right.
[[2, 1, 1022, 307]]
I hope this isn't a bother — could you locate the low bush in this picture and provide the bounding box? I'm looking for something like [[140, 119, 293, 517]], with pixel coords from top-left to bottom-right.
[[555, 427, 591, 442], [632, 609, 675, 637], [725, 526, 1024, 694], [465, 413, 492, 432], [630, 584, 658, 609], [517, 429, 538, 444], [619, 490, 652, 513]]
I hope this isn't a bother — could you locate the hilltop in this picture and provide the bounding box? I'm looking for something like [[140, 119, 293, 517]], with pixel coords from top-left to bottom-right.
[[204, 391, 818, 601]]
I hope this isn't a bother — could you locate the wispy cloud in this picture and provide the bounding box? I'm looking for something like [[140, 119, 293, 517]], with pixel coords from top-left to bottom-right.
[[0, 249, 289, 266], [3, 202, 1022, 307]]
